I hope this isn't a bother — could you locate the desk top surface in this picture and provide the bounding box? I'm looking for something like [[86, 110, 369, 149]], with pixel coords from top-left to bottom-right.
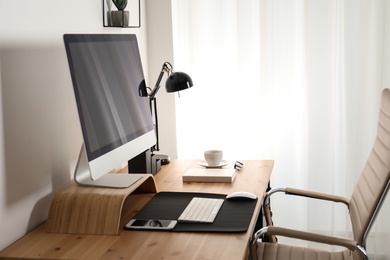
[[0, 159, 273, 260]]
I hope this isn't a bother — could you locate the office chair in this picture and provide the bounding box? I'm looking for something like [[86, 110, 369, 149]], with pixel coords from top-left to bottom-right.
[[250, 88, 390, 260]]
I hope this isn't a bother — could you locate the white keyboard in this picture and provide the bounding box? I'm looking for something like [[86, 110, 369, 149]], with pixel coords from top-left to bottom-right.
[[178, 197, 224, 223]]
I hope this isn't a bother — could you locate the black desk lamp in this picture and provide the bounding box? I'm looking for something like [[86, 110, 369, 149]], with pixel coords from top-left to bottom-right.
[[148, 62, 193, 165]]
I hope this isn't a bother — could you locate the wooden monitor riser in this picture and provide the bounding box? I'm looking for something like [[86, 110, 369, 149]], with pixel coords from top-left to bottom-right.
[[45, 174, 157, 235]]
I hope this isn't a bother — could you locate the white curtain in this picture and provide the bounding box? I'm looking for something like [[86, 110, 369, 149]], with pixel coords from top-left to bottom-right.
[[172, 0, 390, 256]]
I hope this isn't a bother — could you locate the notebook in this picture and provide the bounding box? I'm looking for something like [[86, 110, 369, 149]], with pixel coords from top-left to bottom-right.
[[182, 168, 237, 183]]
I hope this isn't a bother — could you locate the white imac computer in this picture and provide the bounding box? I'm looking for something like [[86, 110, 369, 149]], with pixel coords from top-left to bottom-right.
[[64, 34, 156, 188]]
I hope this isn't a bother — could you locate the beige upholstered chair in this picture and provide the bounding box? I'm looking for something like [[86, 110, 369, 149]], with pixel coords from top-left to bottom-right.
[[250, 89, 390, 260]]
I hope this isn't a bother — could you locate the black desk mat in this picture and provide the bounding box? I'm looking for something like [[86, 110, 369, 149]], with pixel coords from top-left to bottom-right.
[[132, 192, 258, 233]]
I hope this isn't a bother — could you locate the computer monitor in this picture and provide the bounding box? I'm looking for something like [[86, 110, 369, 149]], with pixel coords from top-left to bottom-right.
[[64, 34, 156, 188]]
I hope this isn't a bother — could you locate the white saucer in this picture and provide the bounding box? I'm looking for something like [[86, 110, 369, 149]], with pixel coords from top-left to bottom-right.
[[198, 160, 230, 168]]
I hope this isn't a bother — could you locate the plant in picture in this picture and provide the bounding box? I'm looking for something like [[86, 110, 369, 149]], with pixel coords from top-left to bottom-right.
[[112, 0, 128, 11], [111, 0, 129, 27]]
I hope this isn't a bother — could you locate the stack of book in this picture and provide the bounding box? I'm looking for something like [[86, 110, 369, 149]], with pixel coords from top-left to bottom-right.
[[182, 168, 237, 183]]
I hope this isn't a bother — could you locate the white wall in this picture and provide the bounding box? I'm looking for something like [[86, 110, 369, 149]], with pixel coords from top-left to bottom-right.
[[145, 0, 178, 160], [0, 0, 153, 250]]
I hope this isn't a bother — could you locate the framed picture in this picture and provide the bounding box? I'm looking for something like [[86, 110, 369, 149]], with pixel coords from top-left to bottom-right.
[[103, 0, 140, 28]]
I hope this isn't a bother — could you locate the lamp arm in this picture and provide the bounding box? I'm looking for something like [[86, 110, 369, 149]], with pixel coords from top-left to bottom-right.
[[149, 62, 173, 152], [150, 97, 159, 152], [149, 69, 165, 99], [149, 62, 173, 99]]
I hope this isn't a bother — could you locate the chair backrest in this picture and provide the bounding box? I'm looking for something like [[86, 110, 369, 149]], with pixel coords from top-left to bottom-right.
[[349, 88, 390, 246]]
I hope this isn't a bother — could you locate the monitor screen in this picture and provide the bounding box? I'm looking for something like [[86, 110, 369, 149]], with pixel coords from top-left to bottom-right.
[[64, 34, 156, 187]]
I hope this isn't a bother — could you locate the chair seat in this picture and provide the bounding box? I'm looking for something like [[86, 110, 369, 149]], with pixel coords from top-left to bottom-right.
[[253, 243, 359, 260]]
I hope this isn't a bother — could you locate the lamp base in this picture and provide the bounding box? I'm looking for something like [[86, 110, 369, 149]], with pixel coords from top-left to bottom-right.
[[153, 154, 170, 165]]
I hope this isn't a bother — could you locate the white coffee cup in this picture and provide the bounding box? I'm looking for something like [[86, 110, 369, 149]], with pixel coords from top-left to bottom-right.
[[204, 150, 223, 166]]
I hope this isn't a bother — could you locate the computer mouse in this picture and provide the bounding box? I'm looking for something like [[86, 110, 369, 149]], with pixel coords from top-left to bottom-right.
[[226, 191, 257, 200]]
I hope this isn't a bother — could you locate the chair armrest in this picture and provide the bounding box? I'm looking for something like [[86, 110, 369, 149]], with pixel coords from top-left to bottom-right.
[[252, 226, 357, 250], [251, 226, 369, 259], [262, 187, 350, 242], [285, 187, 350, 207], [264, 187, 349, 207]]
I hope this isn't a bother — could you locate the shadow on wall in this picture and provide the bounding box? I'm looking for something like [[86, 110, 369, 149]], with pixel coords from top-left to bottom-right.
[[0, 45, 81, 207]]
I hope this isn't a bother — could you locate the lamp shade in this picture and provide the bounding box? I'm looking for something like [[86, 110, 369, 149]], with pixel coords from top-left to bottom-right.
[[165, 72, 193, 93]]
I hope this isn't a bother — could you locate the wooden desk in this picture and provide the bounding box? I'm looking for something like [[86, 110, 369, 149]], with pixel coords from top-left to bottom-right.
[[0, 160, 273, 260]]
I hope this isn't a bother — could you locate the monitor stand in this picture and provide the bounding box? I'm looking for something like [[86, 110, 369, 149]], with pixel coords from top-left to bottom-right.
[[74, 146, 144, 188], [47, 148, 157, 235]]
